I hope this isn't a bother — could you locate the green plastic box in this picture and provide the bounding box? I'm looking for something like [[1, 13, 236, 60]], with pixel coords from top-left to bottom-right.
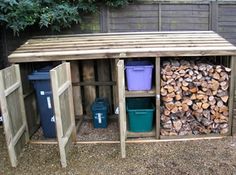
[[126, 98, 155, 132]]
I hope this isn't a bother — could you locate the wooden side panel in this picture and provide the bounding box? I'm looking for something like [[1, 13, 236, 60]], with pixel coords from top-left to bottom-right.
[[97, 60, 112, 113], [117, 60, 126, 158], [218, 4, 236, 45], [82, 60, 96, 115], [161, 4, 210, 31], [0, 65, 29, 167], [109, 4, 159, 32], [50, 63, 76, 168]]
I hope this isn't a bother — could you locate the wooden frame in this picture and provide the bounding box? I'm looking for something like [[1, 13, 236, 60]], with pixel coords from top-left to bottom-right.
[[50, 62, 76, 168], [0, 65, 29, 167], [156, 57, 161, 139], [8, 31, 236, 63], [117, 60, 126, 158], [4, 32, 236, 163], [228, 56, 236, 135]]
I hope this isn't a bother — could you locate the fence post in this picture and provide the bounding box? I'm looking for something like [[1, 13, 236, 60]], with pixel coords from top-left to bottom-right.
[[210, 1, 218, 32], [100, 5, 109, 33]]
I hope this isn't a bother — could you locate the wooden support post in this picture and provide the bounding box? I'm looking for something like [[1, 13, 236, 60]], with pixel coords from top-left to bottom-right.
[[70, 61, 83, 116], [117, 60, 126, 158], [210, 1, 218, 32], [82, 60, 96, 115], [229, 56, 236, 136], [111, 59, 119, 113], [97, 60, 112, 113], [158, 3, 162, 31], [156, 57, 161, 139]]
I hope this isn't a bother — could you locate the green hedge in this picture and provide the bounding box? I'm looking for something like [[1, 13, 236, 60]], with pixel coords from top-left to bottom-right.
[[0, 0, 130, 35]]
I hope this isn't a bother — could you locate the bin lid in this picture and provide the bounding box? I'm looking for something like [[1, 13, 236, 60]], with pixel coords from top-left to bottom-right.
[[125, 60, 153, 68], [28, 66, 52, 80], [28, 72, 50, 80], [91, 98, 108, 111]]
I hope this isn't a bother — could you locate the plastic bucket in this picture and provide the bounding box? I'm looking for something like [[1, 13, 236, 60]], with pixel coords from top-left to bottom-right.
[[127, 98, 155, 132], [91, 98, 108, 128], [125, 61, 154, 91]]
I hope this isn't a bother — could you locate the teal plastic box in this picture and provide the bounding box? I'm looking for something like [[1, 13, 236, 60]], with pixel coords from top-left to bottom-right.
[[126, 98, 155, 132]]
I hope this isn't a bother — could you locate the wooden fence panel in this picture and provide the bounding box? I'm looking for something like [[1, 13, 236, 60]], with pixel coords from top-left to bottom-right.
[[0, 65, 29, 167], [109, 4, 159, 32], [218, 4, 236, 45], [50, 63, 76, 168], [161, 4, 209, 31]]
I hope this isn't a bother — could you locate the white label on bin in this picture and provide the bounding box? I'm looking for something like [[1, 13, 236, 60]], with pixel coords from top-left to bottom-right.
[[0, 116, 2, 122], [115, 107, 119, 115], [51, 116, 55, 122], [40, 91, 45, 95], [98, 113, 102, 124], [47, 97, 52, 109]]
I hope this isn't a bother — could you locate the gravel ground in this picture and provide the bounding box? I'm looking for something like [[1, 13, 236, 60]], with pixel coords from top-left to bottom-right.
[[1, 128, 236, 175], [77, 120, 119, 141], [31, 120, 119, 142]]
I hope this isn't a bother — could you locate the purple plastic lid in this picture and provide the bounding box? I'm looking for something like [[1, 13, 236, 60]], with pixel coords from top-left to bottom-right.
[[125, 61, 153, 68]]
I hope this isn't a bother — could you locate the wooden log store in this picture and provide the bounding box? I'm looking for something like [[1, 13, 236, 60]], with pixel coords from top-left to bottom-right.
[[1, 31, 236, 167]]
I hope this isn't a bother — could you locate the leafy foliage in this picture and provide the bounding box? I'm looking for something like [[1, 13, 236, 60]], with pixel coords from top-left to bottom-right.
[[0, 0, 40, 35], [0, 0, 130, 34]]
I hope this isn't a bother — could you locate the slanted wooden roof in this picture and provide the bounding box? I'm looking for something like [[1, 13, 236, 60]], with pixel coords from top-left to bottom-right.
[[8, 31, 236, 63]]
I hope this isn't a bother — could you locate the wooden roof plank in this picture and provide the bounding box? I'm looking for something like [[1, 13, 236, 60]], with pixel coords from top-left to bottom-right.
[[8, 31, 236, 63]]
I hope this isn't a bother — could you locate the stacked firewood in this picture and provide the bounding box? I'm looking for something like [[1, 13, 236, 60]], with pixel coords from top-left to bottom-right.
[[160, 59, 231, 136]]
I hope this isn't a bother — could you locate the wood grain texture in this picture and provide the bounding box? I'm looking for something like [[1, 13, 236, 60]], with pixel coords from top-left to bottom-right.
[[0, 65, 29, 167], [97, 60, 112, 113], [156, 57, 161, 139], [70, 61, 83, 116], [117, 60, 126, 158], [82, 60, 96, 115], [8, 31, 236, 63], [50, 62, 76, 168], [229, 56, 236, 136]]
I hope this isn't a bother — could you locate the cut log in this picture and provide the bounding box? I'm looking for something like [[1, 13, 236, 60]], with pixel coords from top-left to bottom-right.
[[221, 96, 229, 103], [165, 103, 175, 111], [173, 120, 182, 132], [175, 94, 182, 101], [171, 107, 178, 113], [161, 88, 168, 96], [202, 103, 210, 109], [182, 103, 189, 112], [182, 86, 189, 91], [213, 72, 220, 80], [217, 100, 224, 108]]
